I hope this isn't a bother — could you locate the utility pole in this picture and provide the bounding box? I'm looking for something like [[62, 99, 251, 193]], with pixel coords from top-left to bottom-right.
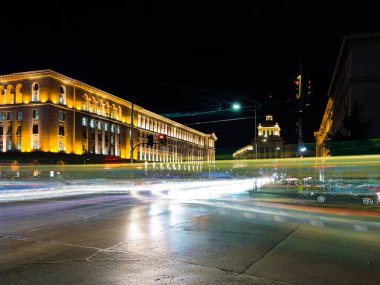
[[254, 107, 258, 159], [298, 60, 304, 156], [130, 103, 134, 163]]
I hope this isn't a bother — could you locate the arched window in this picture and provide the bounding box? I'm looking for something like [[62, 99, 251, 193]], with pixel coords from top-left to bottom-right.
[[89, 97, 96, 113], [59, 86, 66, 104], [32, 82, 39, 102], [117, 106, 122, 121], [97, 99, 103, 115], [111, 104, 116, 119], [104, 102, 110, 117], [82, 94, 88, 111]]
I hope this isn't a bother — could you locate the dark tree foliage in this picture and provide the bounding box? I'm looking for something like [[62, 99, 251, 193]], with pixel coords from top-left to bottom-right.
[[335, 99, 372, 140]]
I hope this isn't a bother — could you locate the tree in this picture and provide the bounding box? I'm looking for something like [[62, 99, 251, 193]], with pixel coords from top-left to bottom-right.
[[334, 99, 372, 140]]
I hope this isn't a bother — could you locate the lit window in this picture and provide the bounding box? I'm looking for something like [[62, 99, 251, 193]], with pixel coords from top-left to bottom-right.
[[59, 86, 66, 104], [33, 110, 39, 120], [82, 117, 88, 126], [117, 126, 120, 134], [7, 139, 12, 151], [111, 124, 114, 133], [17, 112, 22, 121], [0, 112, 4, 121], [98, 121, 102, 130], [32, 83, 39, 102], [32, 137, 39, 150], [90, 119, 95, 128], [59, 112, 65, 122], [82, 95, 88, 111], [104, 123, 108, 131], [59, 139, 64, 151], [7, 112, 13, 121]]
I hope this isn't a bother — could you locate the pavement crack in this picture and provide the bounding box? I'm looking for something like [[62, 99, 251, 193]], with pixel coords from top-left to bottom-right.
[[242, 224, 301, 274]]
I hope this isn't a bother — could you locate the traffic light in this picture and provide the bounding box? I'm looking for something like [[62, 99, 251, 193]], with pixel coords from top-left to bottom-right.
[[158, 134, 167, 146], [295, 74, 302, 100], [307, 79, 313, 96], [147, 134, 154, 147]]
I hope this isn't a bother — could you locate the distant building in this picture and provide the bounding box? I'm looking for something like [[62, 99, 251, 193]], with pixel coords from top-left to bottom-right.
[[315, 33, 380, 157], [233, 115, 290, 159], [0, 70, 217, 165]]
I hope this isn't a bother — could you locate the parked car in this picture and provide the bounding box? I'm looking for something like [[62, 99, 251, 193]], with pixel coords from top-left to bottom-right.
[[304, 183, 380, 206]]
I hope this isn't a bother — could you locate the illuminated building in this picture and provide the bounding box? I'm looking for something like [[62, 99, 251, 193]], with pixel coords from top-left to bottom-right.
[[315, 33, 380, 157], [233, 115, 287, 159], [0, 70, 217, 164]]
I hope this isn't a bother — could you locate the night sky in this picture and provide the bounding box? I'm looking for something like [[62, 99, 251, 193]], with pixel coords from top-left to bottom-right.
[[2, 2, 379, 153]]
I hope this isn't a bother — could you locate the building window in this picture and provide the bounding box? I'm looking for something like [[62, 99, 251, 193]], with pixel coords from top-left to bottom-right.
[[90, 119, 95, 128], [17, 112, 22, 121], [0, 112, 4, 121], [59, 111, 65, 122], [104, 123, 108, 131], [82, 128, 87, 140], [111, 124, 114, 133], [32, 82, 39, 102], [33, 110, 39, 120], [82, 94, 88, 111], [33, 124, 38, 134], [117, 126, 120, 134], [7, 138, 12, 151], [82, 117, 88, 126], [0, 126, 3, 135], [17, 138, 21, 151], [59, 126, 65, 136], [59, 86, 66, 104], [7, 126, 12, 135], [98, 121, 102, 130], [59, 139, 64, 151], [16, 126, 21, 135], [7, 112, 13, 121], [32, 137, 39, 150]]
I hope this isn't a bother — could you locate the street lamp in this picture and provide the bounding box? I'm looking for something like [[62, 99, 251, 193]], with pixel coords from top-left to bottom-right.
[[232, 103, 241, 110], [232, 102, 259, 159]]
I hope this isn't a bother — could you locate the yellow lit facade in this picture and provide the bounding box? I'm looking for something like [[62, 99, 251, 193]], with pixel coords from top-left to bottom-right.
[[0, 70, 217, 164], [233, 114, 286, 159]]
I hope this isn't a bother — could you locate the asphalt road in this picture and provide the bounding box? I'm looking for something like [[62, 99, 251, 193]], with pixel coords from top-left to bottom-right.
[[1, 186, 380, 285]]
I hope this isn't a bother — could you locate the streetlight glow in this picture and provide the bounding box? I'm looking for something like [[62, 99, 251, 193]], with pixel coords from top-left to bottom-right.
[[232, 103, 241, 110]]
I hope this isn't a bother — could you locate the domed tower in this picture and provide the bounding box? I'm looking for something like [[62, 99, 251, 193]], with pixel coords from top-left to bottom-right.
[[255, 115, 285, 159]]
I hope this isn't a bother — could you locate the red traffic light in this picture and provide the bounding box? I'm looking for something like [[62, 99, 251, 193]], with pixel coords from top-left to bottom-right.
[[294, 80, 299, 85], [158, 134, 167, 145]]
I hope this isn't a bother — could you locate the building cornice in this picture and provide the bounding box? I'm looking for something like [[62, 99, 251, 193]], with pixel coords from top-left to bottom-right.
[[136, 106, 213, 138], [0, 69, 132, 107], [326, 32, 380, 101], [0, 69, 216, 140]]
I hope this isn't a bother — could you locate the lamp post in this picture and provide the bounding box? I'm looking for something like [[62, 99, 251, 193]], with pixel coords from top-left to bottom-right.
[[232, 103, 259, 159], [130, 103, 134, 163]]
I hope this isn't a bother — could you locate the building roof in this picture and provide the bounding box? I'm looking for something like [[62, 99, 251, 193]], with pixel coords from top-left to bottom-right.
[[326, 32, 380, 100], [0, 69, 216, 139], [232, 145, 253, 157]]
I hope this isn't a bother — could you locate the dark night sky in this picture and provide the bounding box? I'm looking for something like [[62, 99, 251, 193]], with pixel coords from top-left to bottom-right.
[[2, 1, 380, 152]]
